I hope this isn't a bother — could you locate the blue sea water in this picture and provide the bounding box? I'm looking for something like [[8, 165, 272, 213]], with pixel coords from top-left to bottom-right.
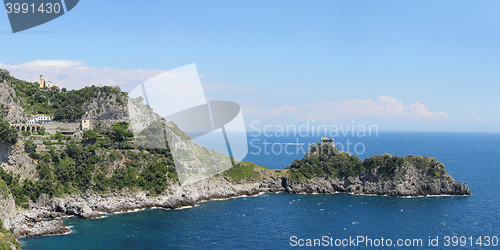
[[20, 132, 500, 249]]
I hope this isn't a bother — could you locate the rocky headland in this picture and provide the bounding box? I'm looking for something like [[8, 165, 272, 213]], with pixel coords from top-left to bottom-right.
[[2, 154, 470, 238], [0, 70, 470, 243]]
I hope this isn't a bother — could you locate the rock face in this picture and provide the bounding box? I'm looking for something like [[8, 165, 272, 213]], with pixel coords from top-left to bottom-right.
[[127, 97, 163, 134], [0, 69, 471, 240], [1, 166, 469, 238], [0, 141, 37, 182], [282, 175, 470, 197], [2, 176, 283, 237], [0, 74, 27, 124], [0, 185, 17, 232], [82, 89, 129, 127]]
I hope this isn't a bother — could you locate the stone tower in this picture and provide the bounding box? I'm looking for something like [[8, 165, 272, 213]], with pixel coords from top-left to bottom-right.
[[320, 137, 335, 147], [38, 75, 45, 88], [81, 117, 91, 131]]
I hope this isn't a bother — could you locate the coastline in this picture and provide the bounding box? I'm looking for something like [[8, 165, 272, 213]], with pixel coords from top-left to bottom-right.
[[6, 172, 470, 239]]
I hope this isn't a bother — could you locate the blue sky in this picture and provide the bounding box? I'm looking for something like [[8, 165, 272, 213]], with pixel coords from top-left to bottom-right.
[[1, 0, 499, 132]]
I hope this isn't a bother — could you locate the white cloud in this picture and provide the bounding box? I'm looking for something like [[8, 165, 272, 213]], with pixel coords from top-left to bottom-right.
[[245, 96, 448, 121], [18, 60, 85, 67], [462, 112, 480, 120], [0, 60, 165, 91], [0, 60, 250, 96], [202, 83, 257, 93], [261, 105, 300, 116]]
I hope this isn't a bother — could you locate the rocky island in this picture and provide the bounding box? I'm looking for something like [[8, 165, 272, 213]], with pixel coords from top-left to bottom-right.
[[282, 139, 470, 196], [0, 70, 469, 247]]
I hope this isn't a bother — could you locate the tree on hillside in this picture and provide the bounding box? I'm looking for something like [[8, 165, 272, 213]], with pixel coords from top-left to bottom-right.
[[112, 122, 133, 142], [0, 69, 10, 80], [37, 127, 46, 135], [24, 140, 36, 153], [83, 130, 98, 141], [54, 131, 64, 141], [0, 118, 18, 144]]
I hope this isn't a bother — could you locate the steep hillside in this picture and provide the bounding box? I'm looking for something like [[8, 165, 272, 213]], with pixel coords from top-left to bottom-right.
[[0, 69, 127, 123], [0, 69, 233, 211], [0, 70, 470, 243], [0, 70, 26, 124]]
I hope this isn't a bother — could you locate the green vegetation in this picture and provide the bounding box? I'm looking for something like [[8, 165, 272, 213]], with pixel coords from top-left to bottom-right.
[[0, 121, 180, 210], [0, 118, 17, 144], [0, 69, 276, 210], [223, 161, 267, 183], [0, 69, 127, 122], [0, 179, 8, 199], [24, 140, 36, 153], [112, 122, 134, 142], [83, 130, 98, 141], [0, 219, 21, 250], [0, 166, 52, 208], [363, 153, 403, 180], [401, 155, 447, 179], [287, 143, 448, 181], [37, 126, 46, 135], [287, 144, 363, 181]]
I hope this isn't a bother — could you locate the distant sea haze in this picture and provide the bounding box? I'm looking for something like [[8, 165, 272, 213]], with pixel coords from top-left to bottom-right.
[[21, 132, 500, 249]]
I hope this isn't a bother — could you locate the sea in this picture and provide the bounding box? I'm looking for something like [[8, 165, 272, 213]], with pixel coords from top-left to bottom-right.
[[20, 132, 500, 249]]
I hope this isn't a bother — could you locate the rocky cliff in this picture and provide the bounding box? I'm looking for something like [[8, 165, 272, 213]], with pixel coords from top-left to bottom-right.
[[0, 70, 26, 124], [282, 172, 470, 196], [0, 180, 17, 233], [82, 88, 129, 126], [0, 141, 37, 182], [0, 70, 470, 242], [3, 158, 469, 238], [6, 175, 283, 238], [285, 145, 470, 197]]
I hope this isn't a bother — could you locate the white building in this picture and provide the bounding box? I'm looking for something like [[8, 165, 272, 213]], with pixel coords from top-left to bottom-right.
[[38, 115, 51, 124], [81, 117, 91, 130], [28, 118, 37, 124], [28, 115, 51, 124]]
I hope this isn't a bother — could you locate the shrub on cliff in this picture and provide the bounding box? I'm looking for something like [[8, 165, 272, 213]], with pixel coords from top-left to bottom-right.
[[83, 130, 98, 141], [24, 140, 36, 153], [288, 144, 363, 180], [0, 118, 17, 144], [0, 217, 21, 250], [223, 161, 265, 183]]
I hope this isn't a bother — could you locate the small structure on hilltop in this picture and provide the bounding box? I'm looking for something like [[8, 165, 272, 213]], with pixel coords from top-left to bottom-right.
[[81, 117, 91, 131], [38, 74, 57, 89], [320, 137, 335, 147]]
